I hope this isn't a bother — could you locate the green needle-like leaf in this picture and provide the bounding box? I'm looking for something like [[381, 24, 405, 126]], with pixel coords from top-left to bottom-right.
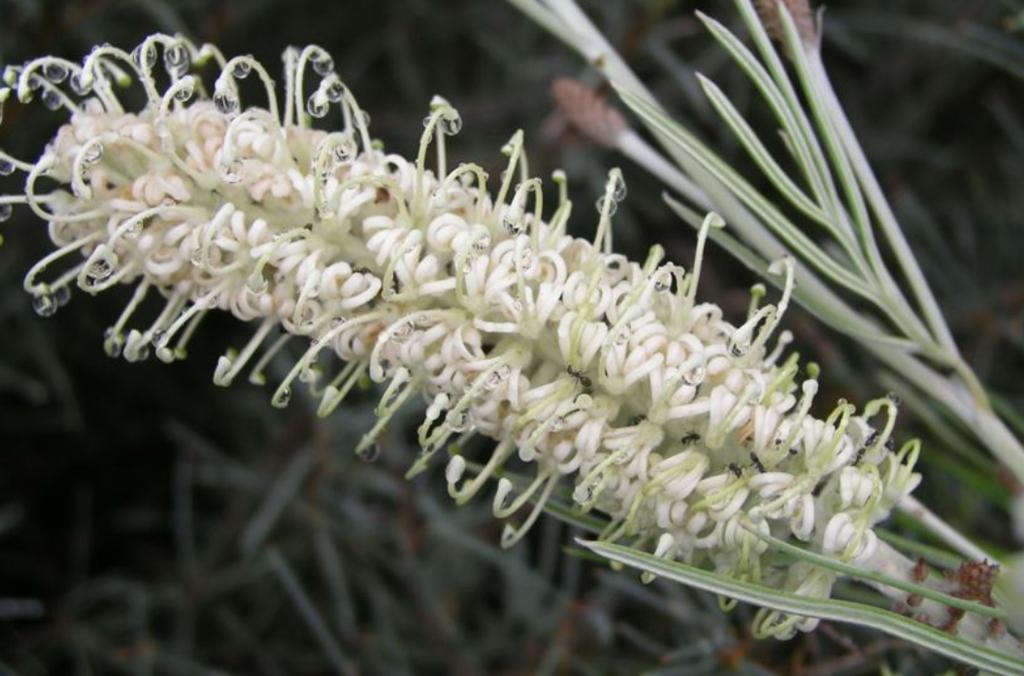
[[582, 539, 1024, 675]]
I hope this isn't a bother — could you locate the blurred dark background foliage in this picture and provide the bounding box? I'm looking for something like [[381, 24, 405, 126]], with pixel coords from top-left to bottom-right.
[[0, 0, 1022, 674]]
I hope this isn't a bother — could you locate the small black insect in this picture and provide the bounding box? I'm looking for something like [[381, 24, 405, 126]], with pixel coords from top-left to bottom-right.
[[749, 453, 765, 472], [812, 480, 826, 497], [852, 447, 866, 467], [681, 432, 701, 446], [629, 414, 646, 426], [567, 366, 592, 390], [788, 447, 799, 457], [728, 462, 742, 478], [885, 437, 897, 453]]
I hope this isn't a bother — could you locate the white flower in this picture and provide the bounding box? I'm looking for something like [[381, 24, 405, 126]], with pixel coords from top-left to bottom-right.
[[0, 35, 922, 639]]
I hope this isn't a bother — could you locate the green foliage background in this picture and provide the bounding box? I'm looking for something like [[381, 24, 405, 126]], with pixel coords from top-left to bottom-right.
[[0, 1, 1022, 673]]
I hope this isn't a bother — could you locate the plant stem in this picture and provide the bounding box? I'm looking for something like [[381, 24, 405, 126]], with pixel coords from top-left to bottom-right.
[[866, 541, 1023, 659], [617, 130, 708, 208], [805, 51, 959, 359], [899, 495, 995, 565], [872, 342, 1024, 488]]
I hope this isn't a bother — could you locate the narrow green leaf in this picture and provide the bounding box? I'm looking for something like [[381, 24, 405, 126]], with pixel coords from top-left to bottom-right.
[[696, 72, 826, 225], [581, 539, 1024, 675], [618, 86, 872, 298], [696, 10, 839, 235], [267, 549, 351, 673], [721, 1, 859, 249], [742, 522, 1007, 620]]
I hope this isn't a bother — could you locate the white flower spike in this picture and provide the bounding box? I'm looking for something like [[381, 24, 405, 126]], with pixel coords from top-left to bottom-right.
[[0, 36, 921, 640]]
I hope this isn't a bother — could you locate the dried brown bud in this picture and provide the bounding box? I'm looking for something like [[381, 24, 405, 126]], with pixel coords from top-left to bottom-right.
[[941, 606, 966, 633], [551, 78, 627, 149], [953, 560, 999, 607], [754, 0, 817, 45], [911, 557, 928, 583]]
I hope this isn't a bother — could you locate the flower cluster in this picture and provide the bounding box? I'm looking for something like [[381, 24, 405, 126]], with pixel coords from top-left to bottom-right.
[[0, 35, 921, 639]]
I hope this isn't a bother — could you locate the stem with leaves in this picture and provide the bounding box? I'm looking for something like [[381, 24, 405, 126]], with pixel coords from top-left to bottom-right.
[[509, 0, 1024, 667], [508, 0, 1024, 494]]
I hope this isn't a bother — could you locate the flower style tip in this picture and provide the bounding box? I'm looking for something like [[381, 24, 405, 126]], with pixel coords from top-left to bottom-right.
[[0, 34, 920, 639]]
